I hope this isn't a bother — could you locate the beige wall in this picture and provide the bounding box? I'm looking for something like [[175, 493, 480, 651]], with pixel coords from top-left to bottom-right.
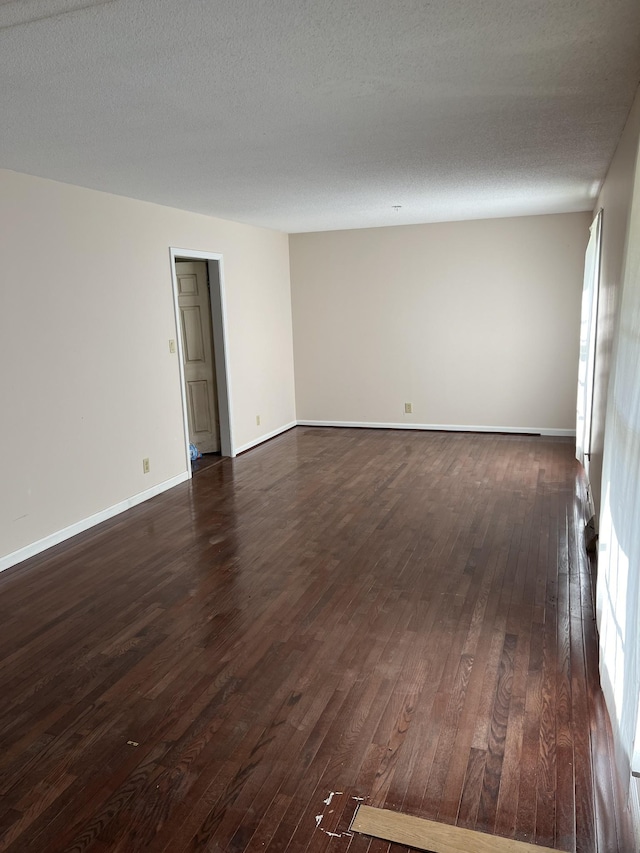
[[0, 169, 296, 564], [290, 213, 589, 432], [590, 86, 640, 516]]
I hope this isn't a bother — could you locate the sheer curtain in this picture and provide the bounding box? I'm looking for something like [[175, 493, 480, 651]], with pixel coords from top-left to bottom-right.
[[597, 148, 640, 793], [576, 210, 602, 473]]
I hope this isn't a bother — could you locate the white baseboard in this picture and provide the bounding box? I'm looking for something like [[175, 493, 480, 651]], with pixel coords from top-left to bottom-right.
[[0, 419, 574, 574], [234, 421, 297, 455], [630, 776, 640, 849], [296, 419, 575, 437], [0, 471, 190, 575]]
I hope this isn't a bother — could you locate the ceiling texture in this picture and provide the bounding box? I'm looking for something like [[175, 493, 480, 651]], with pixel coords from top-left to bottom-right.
[[1, 0, 640, 232]]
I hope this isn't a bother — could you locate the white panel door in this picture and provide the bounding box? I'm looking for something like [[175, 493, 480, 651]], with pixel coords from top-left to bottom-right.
[[176, 260, 220, 453]]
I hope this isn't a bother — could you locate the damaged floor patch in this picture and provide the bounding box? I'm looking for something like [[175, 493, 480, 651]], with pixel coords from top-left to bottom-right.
[[314, 790, 365, 841]]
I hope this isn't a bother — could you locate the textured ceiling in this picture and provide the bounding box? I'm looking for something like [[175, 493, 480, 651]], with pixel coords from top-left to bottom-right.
[[1, 0, 639, 232]]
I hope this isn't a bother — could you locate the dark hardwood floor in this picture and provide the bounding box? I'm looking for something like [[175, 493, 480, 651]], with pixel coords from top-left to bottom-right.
[[0, 427, 634, 852], [191, 453, 224, 475]]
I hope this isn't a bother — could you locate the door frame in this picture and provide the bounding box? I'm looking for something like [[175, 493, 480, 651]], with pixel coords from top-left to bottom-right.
[[576, 209, 603, 479], [169, 248, 235, 468]]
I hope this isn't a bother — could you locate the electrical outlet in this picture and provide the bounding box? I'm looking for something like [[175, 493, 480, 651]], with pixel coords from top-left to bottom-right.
[[142, 458, 150, 474], [169, 339, 176, 353], [256, 415, 261, 426], [404, 402, 413, 414]]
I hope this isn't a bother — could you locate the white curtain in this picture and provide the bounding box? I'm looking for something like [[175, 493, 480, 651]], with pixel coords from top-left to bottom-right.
[[576, 210, 602, 472], [597, 154, 640, 791]]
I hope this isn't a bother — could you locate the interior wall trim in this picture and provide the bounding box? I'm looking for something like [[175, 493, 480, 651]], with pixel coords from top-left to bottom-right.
[[630, 777, 640, 849], [0, 471, 190, 575], [0, 418, 574, 575], [296, 420, 576, 437], [234, 421, 298, 455]]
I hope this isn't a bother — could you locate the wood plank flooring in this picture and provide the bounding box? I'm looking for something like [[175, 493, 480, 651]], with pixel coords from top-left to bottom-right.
[[0, 427, 634, 852], [350, 804, 558, 852]]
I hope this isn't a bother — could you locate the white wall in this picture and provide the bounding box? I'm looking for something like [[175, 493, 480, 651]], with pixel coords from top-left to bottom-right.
[[290, 213, 589, 433], [590, 88, 640, 517], [592, 84, 640, 844], [0, 169, 296, 566]]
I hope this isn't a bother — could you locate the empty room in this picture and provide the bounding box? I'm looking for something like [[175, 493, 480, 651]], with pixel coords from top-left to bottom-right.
[[1, 2, 640, 852]]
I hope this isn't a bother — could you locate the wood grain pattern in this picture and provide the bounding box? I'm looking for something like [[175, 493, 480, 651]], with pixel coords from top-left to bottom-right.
[[0, 427, 632, 851], [351, 804, 558, 852]]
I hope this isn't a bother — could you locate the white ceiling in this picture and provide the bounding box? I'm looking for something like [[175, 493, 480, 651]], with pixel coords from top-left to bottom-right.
[[1, 0, 639, 233]]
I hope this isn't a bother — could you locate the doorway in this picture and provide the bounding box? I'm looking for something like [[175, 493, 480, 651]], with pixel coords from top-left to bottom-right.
[[176, 259, 220, 456], [170, 249, 234, 472]]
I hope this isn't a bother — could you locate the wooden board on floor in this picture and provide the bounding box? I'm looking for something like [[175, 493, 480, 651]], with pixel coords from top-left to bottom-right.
[[350, 805, 558, 853]]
